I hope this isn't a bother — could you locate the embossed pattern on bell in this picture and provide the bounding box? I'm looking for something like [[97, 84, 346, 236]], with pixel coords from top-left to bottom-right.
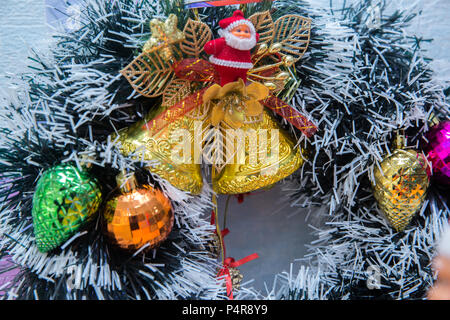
[[113, 112, 203, 195], [212, 109, 304, 194]]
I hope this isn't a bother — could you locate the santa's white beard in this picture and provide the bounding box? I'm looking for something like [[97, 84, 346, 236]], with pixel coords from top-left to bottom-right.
[[221, 30, 257, 51]]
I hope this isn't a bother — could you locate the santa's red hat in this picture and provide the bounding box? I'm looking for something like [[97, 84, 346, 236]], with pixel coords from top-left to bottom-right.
[[218, 10, 256, 36], [204, 9, 259, 81]]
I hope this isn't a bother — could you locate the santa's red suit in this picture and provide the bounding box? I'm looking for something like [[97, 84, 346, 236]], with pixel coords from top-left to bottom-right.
[[204, 10, 260, 86]]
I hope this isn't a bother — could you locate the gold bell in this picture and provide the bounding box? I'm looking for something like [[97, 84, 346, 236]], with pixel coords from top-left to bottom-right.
[[212, 109, 305, 194], [111, 106, 203, 195]]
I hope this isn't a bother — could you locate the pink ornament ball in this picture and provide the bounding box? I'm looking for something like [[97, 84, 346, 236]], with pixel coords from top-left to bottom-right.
[[424, 120, 450, 184]]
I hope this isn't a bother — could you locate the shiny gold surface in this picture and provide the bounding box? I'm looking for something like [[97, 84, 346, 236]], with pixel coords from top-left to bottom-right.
[[118, 11, 314, 195], [143, 14, 185, 54], [372, 148, 430, 232], [203, 78, 269, 129], [112, 109, 203, 195], [212, 109, 304, 194], [104, 185, 173, 250]]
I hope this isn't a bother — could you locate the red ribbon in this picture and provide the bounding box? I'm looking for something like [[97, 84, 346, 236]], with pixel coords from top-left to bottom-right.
[[217, 253, 259, 300], [141, 86, 210, 134], [236, 194, 245, 203], [173, 58, 218, 83], [143, 58, 317, 138], [235, 190, 275, 203], [209, 210, 258, 300], [210, 209, 215, 225], [262, 95, 318, 138]]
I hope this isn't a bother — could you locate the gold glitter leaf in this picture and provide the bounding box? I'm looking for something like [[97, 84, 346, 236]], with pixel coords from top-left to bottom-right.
[[162, 79, 191, 108], [180, 19, 212, 58], [143, 14, 185, 53], [249, 10, 275, 44], [120, 50, 174, 98], [273, 15, 311, 62]]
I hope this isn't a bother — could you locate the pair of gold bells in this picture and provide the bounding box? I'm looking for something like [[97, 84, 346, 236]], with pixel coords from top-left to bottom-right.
[[112, 107, 304, 195]]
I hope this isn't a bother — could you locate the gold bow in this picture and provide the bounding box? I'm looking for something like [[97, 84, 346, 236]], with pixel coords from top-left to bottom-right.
[[203, 79, 269, 129]]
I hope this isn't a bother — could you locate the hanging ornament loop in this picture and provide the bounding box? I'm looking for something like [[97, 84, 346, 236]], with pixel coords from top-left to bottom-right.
[[217, 253, 259, 300], [116, 170, 138, 194], [394, 129, 406, 150]]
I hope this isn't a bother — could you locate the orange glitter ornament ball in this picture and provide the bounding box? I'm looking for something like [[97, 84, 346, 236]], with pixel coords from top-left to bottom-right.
[[104, 173, 173, 251]]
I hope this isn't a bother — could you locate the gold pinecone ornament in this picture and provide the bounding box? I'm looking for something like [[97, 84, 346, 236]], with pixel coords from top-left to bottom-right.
[[205, 233, 221, 259], [229, 267, 244, 291], [372, 134, 430, 232]]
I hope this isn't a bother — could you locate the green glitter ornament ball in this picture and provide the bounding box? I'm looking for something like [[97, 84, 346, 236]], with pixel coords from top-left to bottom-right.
[[32, 164, 102, 253]]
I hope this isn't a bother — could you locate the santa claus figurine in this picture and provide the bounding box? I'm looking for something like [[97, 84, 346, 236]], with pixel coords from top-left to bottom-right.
[[204, 10, 260, 86]]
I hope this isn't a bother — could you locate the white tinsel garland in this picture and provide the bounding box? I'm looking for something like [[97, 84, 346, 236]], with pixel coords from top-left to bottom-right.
[[273, 0, 450, 300], [0, 0, 262, 300]]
